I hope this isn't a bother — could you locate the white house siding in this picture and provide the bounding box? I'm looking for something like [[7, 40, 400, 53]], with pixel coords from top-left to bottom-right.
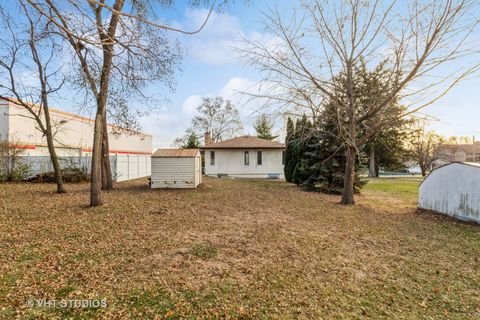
[[204, 149, 284, 179], [151, 156, 200, 188], [419, 162, 480, 223]]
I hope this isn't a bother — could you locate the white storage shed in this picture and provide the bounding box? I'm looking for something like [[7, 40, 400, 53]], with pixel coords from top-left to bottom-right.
[[419, 162, 480, 223], [151, 149, 202, 189]]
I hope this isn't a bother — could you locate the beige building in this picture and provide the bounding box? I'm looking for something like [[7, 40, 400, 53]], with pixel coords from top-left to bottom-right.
[[202, 135, 285, 179], [436, 143, 480, 166], [0, 99, 152, 181], [0, 99, 152, 156]]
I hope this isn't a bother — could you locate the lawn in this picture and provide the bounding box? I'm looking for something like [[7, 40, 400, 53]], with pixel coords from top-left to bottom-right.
[[1, 177, 479, 319], [363, 176, 423, 203]]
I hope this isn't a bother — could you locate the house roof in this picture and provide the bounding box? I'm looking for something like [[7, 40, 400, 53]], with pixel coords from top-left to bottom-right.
[[152, 149, 200, 157], [439, 143, 480, 154], [202, 136, 285, 149]]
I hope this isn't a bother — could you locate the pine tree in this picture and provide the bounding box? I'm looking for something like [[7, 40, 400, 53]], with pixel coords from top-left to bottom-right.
[[305, 103, 365, 193], [181, 132, 200, 149], [292, 115, 313, 185], [254, 115, 278, 140], [284, 117, 295, 182]]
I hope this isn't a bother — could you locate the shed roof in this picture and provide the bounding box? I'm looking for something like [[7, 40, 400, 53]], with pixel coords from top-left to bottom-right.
[[202, 136, 285, 149], [420, 161, 480, 186], [152, 149, 200, 157]]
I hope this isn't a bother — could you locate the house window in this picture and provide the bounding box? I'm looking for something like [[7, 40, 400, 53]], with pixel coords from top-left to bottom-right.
[[210, 151, 215, 165], [257, 150, 262, 165], [244, 151, 249, 165], [466, 154, 474, 162], [475, 153, 480, 162], [282, 151, 286, 165]]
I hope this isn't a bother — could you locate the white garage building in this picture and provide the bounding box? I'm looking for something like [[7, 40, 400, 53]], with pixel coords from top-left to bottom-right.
[[419, 162, 480, 223], [151, 149, 202, 188], [0, 99, 152, 181]]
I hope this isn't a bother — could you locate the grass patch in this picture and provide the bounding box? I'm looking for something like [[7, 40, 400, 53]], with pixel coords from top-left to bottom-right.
[[364, 176, 421, 201], [189, 243, 218, 260], [55, 286, 77, 298], [121, 288, 177, 319], [17, 252, 42, 263]]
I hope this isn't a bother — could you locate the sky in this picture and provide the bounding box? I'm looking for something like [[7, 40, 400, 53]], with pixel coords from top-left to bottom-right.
[[139, 1, 277, 148], [3, 1, 479, 149], [137, 1, 480, 149]]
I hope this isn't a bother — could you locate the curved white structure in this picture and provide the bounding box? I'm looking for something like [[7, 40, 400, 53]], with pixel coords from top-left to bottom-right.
[[419, 162, 480, 223]]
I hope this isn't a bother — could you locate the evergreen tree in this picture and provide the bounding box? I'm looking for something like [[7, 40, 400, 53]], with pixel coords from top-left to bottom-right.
[[299, 104, 366, 194], [254, 115, 278, 140], [181, 132, 200, 149], [366, 125, 410, 177], [284, 117, 295, 182], [292, 115, 313, 185]]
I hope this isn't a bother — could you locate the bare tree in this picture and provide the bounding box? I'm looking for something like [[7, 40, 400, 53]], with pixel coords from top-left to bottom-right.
[[240, 0, 479, 204], [407, 120, 444, 176], [0, 3, 66, 193], [24, 0, 222, 206], [191, 97, 243, 143]]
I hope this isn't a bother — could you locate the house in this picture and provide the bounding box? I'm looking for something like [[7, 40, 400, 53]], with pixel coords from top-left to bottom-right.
[[435, 143, 480, 167], [151, 149, 202, 189], [419, 162, 480, 223], [0, 99, 152, 181], [202, 134, 285, 179]]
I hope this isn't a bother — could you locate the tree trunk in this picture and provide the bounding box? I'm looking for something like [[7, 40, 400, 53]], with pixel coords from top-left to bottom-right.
[[43, 98, 66, 194], [368, 146, 376, 178], [342, 59, 356, 205], [101, 113, 113, 191], [420, 164, 427, 177], [341, 146, 356, 205], [90, 0, 124, 205], [90, 106, 105, 206], [44, 125, 66, 194]]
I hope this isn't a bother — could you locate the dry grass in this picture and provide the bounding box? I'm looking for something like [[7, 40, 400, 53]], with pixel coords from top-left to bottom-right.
[[0, 177, 479, 319]]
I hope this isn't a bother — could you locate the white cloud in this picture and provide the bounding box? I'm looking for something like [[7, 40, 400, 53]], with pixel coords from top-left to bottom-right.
[[181, 94, 202, 115], [139, 111, 189, 150], [179, 8, 242, 65], [179, 9, 279, 65]]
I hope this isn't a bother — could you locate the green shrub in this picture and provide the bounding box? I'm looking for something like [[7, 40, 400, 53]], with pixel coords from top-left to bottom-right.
[[0, 160, 31, 182]]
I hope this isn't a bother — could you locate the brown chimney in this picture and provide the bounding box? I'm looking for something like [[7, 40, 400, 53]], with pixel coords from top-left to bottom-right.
[[204, 131, 212, 145]]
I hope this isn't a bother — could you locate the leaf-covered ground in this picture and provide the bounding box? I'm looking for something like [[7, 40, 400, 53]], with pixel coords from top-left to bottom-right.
[[0, 177, 479, 319]]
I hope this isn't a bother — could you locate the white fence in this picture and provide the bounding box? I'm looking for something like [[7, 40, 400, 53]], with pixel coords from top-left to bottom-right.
[[19, 154, 151, 182], [115, 154, 151, 182]]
